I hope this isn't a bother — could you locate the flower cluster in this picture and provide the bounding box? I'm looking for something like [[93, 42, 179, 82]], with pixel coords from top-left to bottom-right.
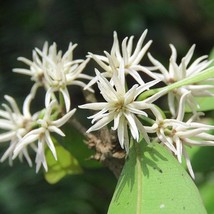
[[1, 30, 214, 178], [14, 42, 92, 112], [0, 42, 90, 172], [80, 30, 214, 178]]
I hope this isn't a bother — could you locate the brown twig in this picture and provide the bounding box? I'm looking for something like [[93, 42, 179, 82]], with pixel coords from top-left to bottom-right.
[[69, 117, 126, 178]]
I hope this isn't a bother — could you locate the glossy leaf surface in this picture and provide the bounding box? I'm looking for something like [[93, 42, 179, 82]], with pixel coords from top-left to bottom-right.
[[108, 141, 207, 214]]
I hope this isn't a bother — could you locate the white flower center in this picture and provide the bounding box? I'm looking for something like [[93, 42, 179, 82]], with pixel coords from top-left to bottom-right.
[[114, 99, 125, 112]]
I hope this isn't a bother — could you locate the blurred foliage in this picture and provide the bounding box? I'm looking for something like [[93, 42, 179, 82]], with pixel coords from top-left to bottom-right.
[[45, 140, 83, 184], [0, 0, 214, 213]]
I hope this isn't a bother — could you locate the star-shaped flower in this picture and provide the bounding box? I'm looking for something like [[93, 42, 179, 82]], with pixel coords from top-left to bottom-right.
[[145, 92, 214, 178], [148, 44, 213, 117], [14, 42, 92, 112], [80, 67, 161, 152], [85, 30, 157, 89], [13, 100, 76, 172], [0, 93, 37, 166]]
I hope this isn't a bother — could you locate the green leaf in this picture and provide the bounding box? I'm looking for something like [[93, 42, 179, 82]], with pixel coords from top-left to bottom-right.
[[108, 141, 207, 214], [45, 143, 83, 184], [188, 97, 214, 112]]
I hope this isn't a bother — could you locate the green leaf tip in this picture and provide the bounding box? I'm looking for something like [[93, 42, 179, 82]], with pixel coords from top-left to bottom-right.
[[108, 141, 207, 214]]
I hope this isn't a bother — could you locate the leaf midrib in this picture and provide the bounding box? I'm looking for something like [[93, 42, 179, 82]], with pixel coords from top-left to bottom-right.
[[136, 144, 143, 214]]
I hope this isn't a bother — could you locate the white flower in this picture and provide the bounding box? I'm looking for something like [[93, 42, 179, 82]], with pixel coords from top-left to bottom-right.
[[80, 68, 161, 152], [0, 93, 37, 166], [85, 29, 157, 89], [13, 42, 92, 112], [148, 44, 213, 117], [146, 92, 214, 179], [13, 100, 76, 172]]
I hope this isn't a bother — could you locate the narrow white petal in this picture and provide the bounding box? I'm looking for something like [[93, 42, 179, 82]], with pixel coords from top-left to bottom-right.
[[175, 137, 182, 163], [111, 31, 122, 60], [181, 58, 187, 79], [133, 65, 161, 80], [13, 68, 32, 76], [88, 108, 109, 122], [169, 44, 177, 62], [131, 40, 152, 65], [124, 84, 138, 104], [23, 83, 39, 117], [45, 88, 54, 108], [122, 37, 129, 65], [0, 120, 14, 130], [184, 138, 214, 146], [126, 104, 148, 116], [134, 117, 150, 144], [127, 36, 134, 57], [45, 132, 57, 160], [48, 126, 65, 136], [184, 44, 195, 67], [130, 29, 148, 62], [79, 102, 107, 110], [13, 133, 39, 159], [0, 110, 10, 119], [183, 147, 195, 179], [128, 69, 145, 85], [124, 112, 139, 141], [143, 87, 168, 104], [158, 129, 177, 154], [87, 114, 114, 133], [90, 53, 110, 72], [177, 128, 208, 138], [88, 108, 110, 123], [176, 91, 190, 121], [196, 132, 214, 141], [17, 57, 34, 66], [167, 92, 176, 117], [53, 108, 76, 127], [144, 124, 158, 133], [60, 87, 70, 112], [0, 131, 16, 142], [170, 57, 180, 80], [164, 119, 187, 127], [4, 95, 21, 116], [136, 79, 160, 97], [22, 147, 33, 167], [117, 117, 126, 149], [35, 140, 48, 173], [70, 80, 93, 92], [84, 76, 99, 90], [148, 53, 169, 78], [96, 70, 118, 102], [112, 112, 122, 130]]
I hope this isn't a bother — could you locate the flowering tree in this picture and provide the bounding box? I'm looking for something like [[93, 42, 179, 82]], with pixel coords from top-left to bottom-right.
[[0, 30, 214, 213]]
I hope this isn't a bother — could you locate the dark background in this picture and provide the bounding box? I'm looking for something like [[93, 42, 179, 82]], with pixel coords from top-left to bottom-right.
[[0, 0, 213, 213]]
